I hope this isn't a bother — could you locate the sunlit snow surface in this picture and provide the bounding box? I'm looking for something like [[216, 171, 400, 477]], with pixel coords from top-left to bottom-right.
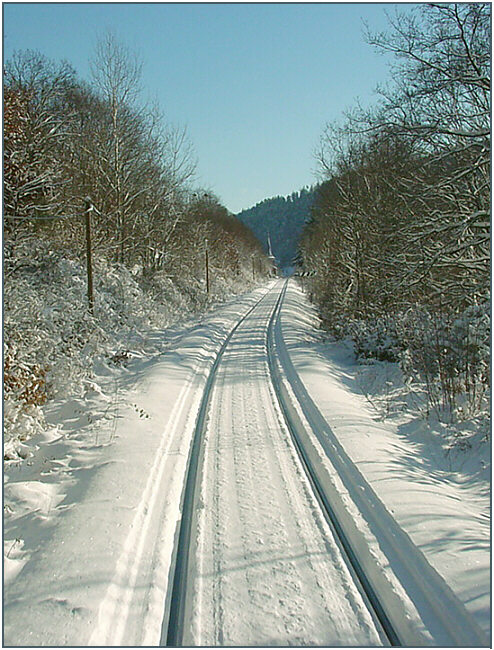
[[4, 280, 490, 645], [186, 288, 383, 646], [281, 282, 490, 638]]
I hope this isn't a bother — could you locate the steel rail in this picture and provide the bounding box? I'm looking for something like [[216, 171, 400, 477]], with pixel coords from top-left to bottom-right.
[[266, 280, 400, 646], [266, 279, 488, 648], [164, 279, 399, 647], [163, 278, 487, 647], [162, 285, 276, 647]]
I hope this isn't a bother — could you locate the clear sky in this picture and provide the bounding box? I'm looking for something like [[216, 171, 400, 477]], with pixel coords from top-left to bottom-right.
[[3, 2, 409, 213]]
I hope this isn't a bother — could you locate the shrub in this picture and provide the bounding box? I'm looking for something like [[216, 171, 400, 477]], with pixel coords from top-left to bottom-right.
[[350, 317, 402, 362], [317, 298, 490, 424]]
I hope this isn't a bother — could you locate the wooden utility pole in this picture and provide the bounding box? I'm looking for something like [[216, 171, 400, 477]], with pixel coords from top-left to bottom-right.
[[205, 239, 210, 294], [85, 198, 95, 314]]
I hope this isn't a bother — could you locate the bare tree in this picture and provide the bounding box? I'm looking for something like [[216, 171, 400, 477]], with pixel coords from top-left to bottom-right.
[[89, 33, 144, 264], [4, 51, 77, 223], [366, 3, 490, 306]]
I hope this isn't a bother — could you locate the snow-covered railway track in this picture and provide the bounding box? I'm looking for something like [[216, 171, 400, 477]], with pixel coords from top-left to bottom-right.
[[162, 281, 385, 646], [162, 279, 488, 647], [267, 281, 488, 648], [162, 286, 274, 646], [5, 280, 487, 648]]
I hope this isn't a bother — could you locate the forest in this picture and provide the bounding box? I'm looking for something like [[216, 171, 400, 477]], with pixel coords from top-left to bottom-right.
[[236, 187, 316, 270], [4, 36, 270, 445], [3, 5, 491, 444], [300, 3, 490, 424]]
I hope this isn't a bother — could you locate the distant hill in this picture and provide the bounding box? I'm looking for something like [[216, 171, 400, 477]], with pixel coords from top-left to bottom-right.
[[236, 187, 317, 271]]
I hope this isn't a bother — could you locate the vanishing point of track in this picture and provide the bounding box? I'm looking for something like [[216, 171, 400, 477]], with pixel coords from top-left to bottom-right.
[[162, 280, 399, 647]]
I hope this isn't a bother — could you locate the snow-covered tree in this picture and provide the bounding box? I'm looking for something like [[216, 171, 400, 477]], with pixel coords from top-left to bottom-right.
[[301, 3, 490, 420], [4, 51, 77, 223]]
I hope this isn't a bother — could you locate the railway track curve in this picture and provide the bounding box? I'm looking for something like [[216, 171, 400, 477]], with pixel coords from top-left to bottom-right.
[[162, 279, 487, 647]]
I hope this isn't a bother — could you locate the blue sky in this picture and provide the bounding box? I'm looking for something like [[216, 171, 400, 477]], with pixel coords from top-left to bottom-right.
[[3, 3, 410, 213]]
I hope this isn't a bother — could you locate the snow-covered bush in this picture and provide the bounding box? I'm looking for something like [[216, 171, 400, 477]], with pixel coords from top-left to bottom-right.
[[4, 235, 261, 454], [350, 317, 402, 362], [316, 298, 490, 427], [395, 304, 490, 421]]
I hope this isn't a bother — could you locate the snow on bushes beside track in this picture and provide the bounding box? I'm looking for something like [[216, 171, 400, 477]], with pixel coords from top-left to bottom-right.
[[4, 236, 260, 458]]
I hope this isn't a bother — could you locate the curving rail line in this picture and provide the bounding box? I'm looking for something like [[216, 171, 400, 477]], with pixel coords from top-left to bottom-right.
[[162, 286, 274, 646], [267, 280, 487, 648], [162, 279, 488, 647]]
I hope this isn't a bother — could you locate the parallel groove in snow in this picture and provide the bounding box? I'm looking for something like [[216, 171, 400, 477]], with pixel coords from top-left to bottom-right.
[[182, 282, 384, 646], [267, 282, 401, 646], [166, 279, 488, 648], [268, 280, 489, 647]]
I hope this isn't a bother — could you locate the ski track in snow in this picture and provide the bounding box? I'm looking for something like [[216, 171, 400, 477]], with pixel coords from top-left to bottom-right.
[[88, 367, 198, 646]]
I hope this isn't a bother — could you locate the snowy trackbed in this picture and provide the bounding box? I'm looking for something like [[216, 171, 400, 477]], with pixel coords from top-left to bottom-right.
[[267, 282, 488, 647], [4, 280, 488, 647], [169, 280, 383, 646], [163, 280, 487, 646]]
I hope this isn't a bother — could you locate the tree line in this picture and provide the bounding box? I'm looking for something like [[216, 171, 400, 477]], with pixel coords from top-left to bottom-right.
[[300, 4, 490, 420], [237, 187, 316, 270], [4, 34, 269, 293]]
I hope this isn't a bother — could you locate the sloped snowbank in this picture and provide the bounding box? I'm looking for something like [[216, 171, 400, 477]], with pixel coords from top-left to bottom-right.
[[282, 281, 490, 636]]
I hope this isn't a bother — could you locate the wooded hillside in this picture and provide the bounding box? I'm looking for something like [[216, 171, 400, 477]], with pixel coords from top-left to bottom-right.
[[236, 187, 316, 270]]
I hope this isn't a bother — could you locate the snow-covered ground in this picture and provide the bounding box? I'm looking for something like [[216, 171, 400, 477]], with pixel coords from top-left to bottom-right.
[[282, 281, 491, 638], [4, 236, 261, 461], [186, 286, 384, 646], [4, 284, 272, 645], [4, 279, 490, 646]]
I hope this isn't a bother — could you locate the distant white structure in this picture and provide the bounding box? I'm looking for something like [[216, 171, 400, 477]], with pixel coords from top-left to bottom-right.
[[267, 232, 277, 276]]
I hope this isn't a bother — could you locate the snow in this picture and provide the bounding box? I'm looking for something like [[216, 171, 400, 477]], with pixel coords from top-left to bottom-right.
[[187, 288, 383, 646], [4, 236, 262, 460], [4, 284, 271, 646], [281, 281, 491, 638], [4, 279, 490, 646]]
